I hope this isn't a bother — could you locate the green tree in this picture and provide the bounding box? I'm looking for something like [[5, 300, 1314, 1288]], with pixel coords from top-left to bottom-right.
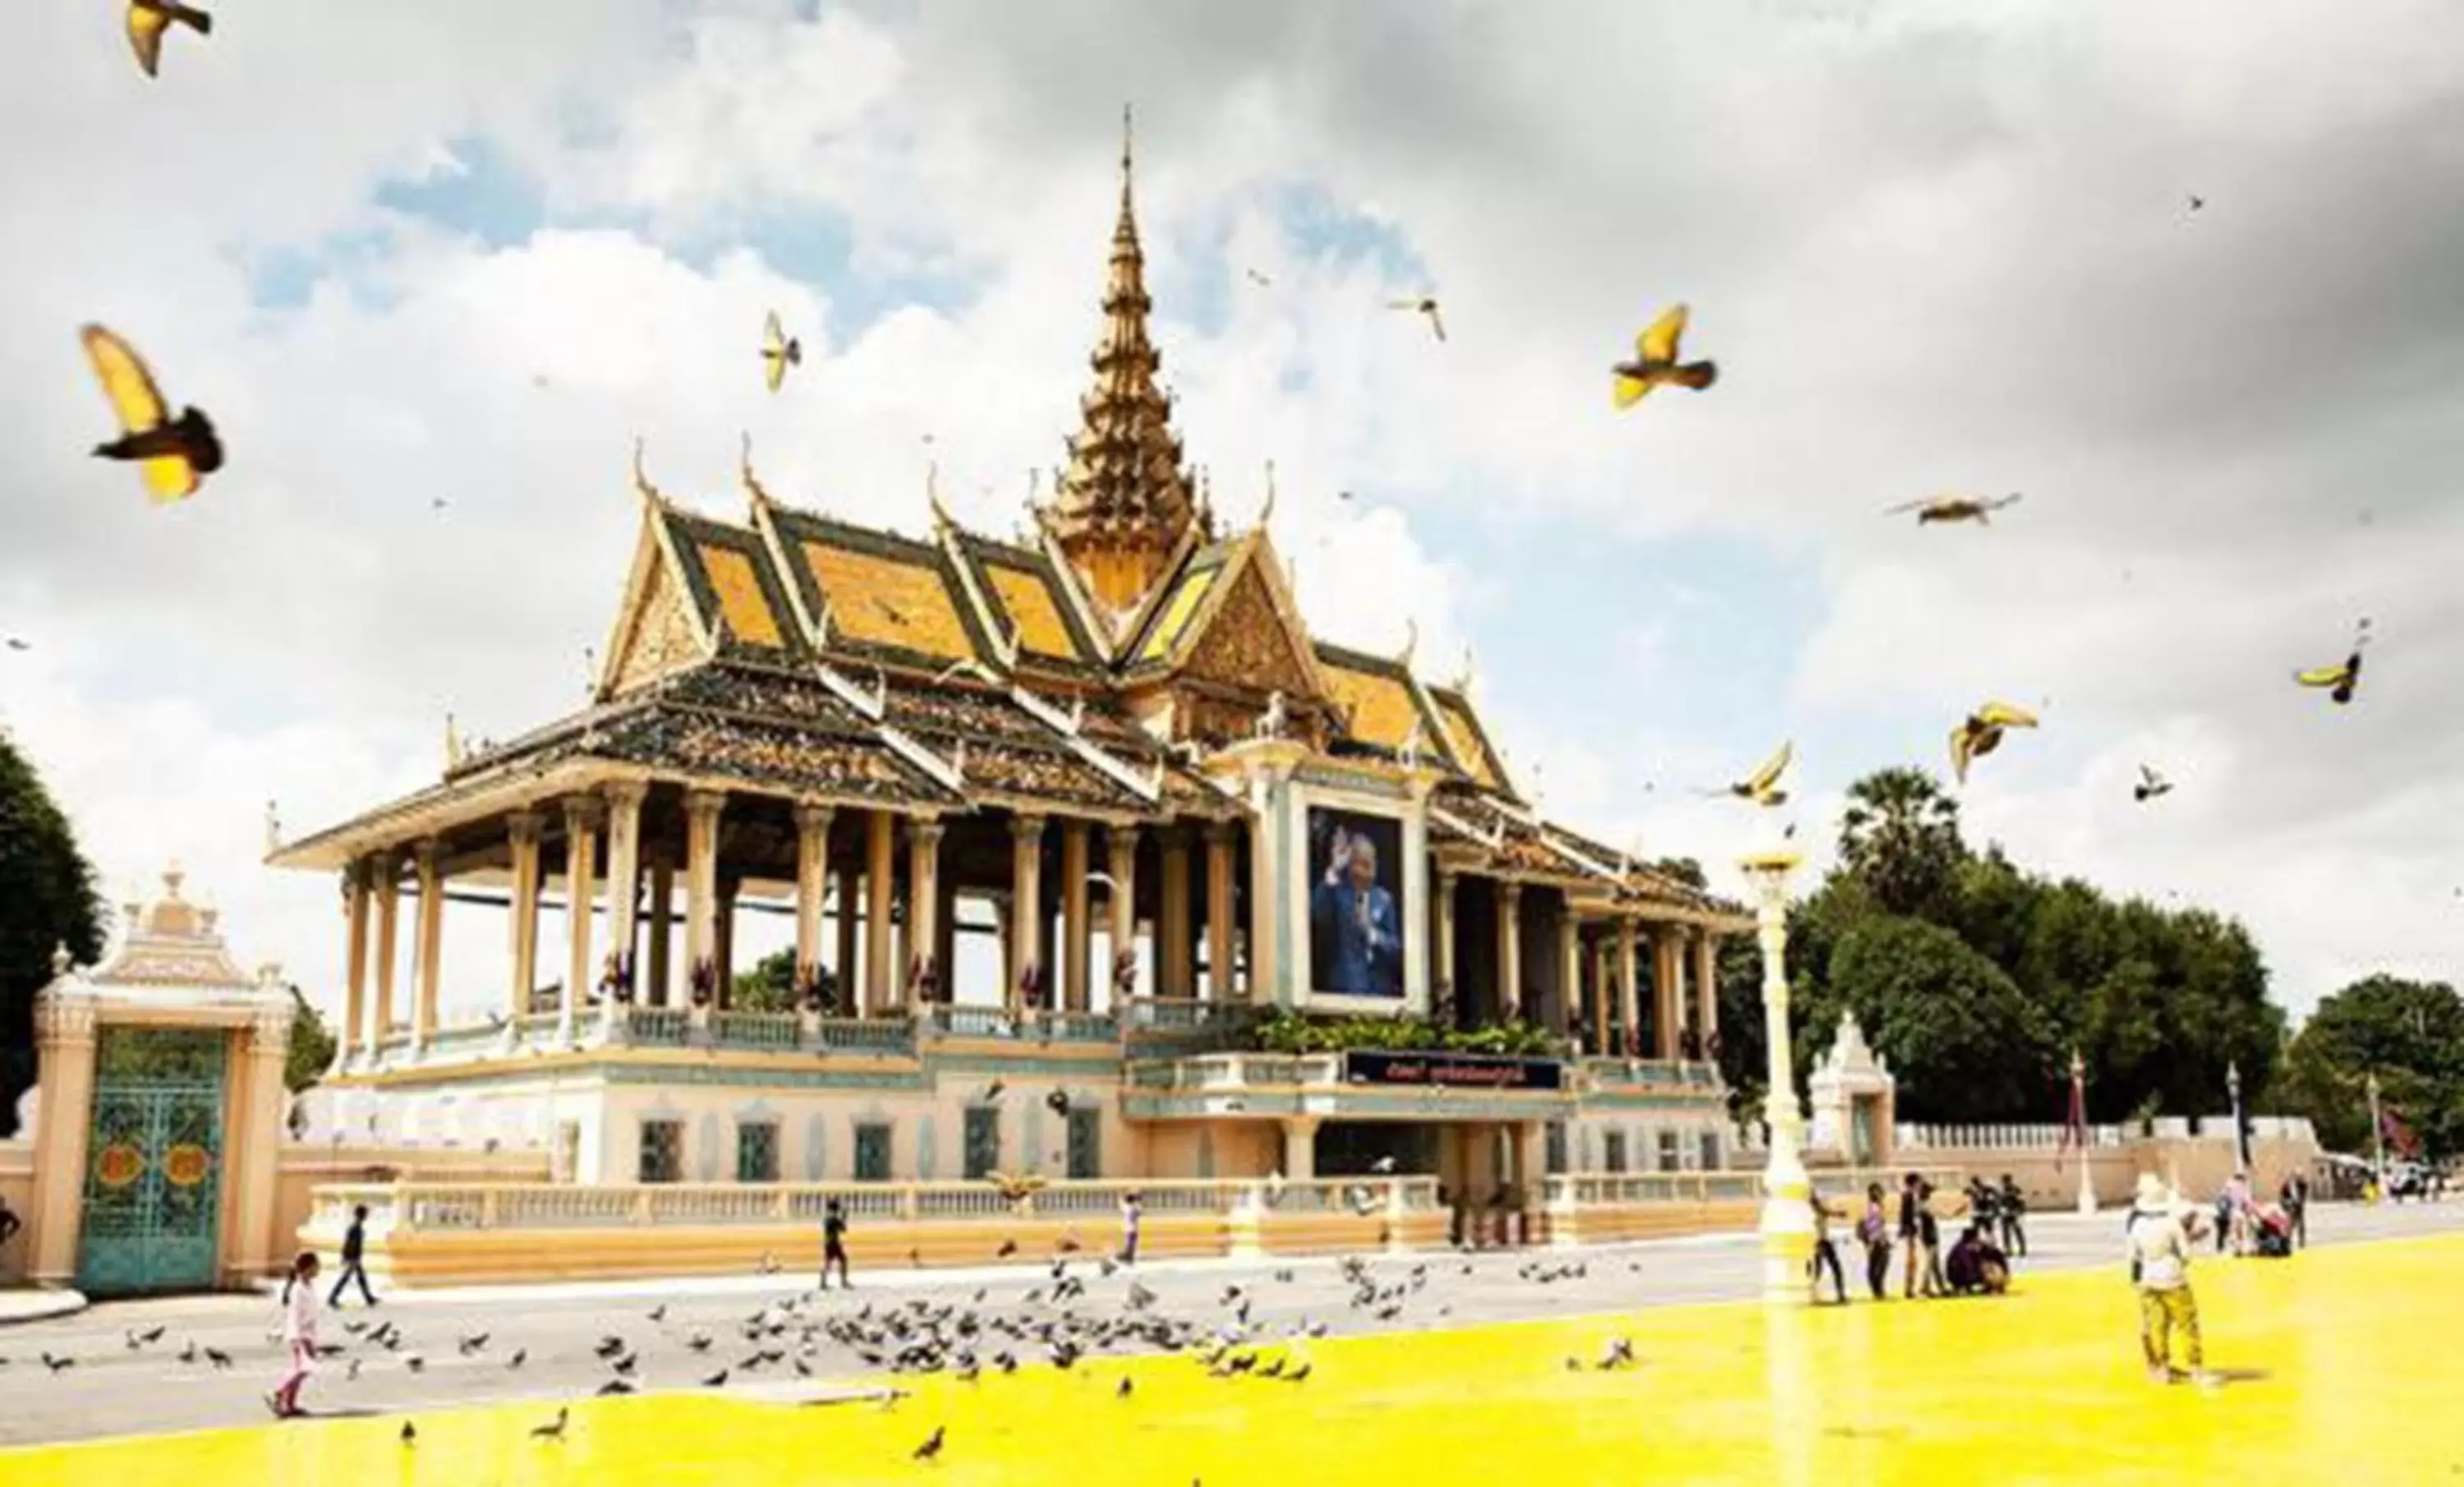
[[1837, 767, 1966, 921], [0, 734, 107, 1137], [1811, 914, 2058, 1122], [2280, 976, 2463, 1158], [1649, 857, 1708, 890], [283, 987, 336, 1093], [732, 947, 800, 1012]]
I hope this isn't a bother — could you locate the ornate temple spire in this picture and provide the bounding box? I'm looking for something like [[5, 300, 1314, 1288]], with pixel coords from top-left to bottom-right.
[[1042, 104, 1200, 614]]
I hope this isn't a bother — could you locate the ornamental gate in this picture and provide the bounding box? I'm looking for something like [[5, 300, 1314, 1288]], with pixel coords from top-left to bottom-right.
[[77, 1028, 228, 1295]]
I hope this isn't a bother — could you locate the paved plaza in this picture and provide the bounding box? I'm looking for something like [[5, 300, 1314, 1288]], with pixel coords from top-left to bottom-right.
[[2, 1200, 2458, 1482]]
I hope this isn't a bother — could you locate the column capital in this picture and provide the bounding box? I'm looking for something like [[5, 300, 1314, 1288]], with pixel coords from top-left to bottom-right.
[[507, 808, 546, 846], [793, 799, 837, 833], [683, 786, 727, 822], [908, 816, 947, 848], [411, 836, 444, 872], [1060, 817, 1091, 840], [1107, 821, 1142, 850], [562, 794, 605, 831], [1010, 812, 1047, 842], [1497, 878, 1524, 905], [602, 777, 650, 817], [1203, 818, 1238, 847]]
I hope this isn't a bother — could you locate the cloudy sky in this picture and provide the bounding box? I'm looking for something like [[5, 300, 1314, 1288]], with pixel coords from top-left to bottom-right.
[[2, 0, 2459, 1031]]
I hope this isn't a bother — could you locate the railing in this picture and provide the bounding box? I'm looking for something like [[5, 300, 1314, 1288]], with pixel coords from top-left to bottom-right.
[[1119, 997, 1261, 1052], [627, 1006, 692, 1046], [423, 1023, 503, 1059], [1580, 1057, 1721, 1090], [816, 1016, 917, 1056], [1544, 1167, 1961, 1207], [714, 1011, 801, 1051], [917, 1006, 1123, 1045], [303, 1176, 1441, 1236], [1896, 1122, 2131, 1151]]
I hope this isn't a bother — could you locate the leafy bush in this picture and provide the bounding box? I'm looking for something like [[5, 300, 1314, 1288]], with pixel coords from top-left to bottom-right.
[[1250, 1007, 1562, 1057]]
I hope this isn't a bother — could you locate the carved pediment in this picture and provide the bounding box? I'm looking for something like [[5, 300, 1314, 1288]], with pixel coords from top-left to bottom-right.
[[609, 556, 706, 697], [1181, 564, 1316, 701]]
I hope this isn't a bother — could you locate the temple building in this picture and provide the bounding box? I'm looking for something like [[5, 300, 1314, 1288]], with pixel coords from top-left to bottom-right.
[[270, 126, 1747, 1228]]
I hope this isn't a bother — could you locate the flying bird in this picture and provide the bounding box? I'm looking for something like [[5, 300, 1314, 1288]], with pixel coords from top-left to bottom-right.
[[1387, 295, 1446, 343], [4, 638, 27, 651], [1887, 493, 2023, 526], [761, 311, 802, 393], [1245, 269, 1272, 287], [2187, 194, 2205, 212], [1948, 701, 2040, 785], [80, 325, 222, 502], [2295, 619, 2371, 706], [1702, 742, 1791, 808], [2132, 765, 2173, 803], [1611, 305, 1719, 409], [1045, 1089, 1071, 1116], [126, 0, 212, 78], [914, 1425, 946, 1462]]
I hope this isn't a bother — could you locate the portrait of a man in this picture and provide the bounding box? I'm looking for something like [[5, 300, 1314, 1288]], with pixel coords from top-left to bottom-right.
[[1308, 811, 1404, 997]]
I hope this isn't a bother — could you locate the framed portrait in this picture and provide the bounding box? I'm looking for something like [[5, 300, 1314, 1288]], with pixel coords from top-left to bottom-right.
[[1304, 806, 1407, 999]]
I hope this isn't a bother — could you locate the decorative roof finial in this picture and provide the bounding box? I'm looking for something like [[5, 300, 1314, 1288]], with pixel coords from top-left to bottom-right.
[[444, 711, 466, 770], [739, 431, 775, 511], [1399, 618, 1418, 670], [1257, 459, 1277, 529], [52, 941, 72, 978], [1121, 101, 1134, 209], [631, 437, 664, 508], [1452, 643, 1476, 696], [926, 460, 955, 533]]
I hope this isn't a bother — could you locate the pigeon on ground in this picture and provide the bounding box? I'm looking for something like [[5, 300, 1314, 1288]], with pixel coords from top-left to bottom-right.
[[530, 1407, 568, 1441], [914, 1426, 946, 1462], [401, 1421, 416, 1445]]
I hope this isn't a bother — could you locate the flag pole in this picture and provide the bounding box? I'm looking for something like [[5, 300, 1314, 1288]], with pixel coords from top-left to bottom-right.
[[2071, 1048, 2095, 1216], [2365, 1072, 2386, 1196]]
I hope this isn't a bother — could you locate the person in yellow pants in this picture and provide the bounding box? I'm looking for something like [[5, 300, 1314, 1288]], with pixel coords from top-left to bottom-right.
[[2124, 1172, 2217, 1387]]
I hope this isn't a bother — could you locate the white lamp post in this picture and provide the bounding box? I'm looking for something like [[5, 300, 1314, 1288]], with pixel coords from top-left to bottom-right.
[[2071, 1049, 2096, 1215], [1739, 840, 1812, 1307]]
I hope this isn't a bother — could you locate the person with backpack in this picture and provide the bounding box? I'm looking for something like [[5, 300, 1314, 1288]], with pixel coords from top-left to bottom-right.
[[1857, 1182, 1893, 1300]]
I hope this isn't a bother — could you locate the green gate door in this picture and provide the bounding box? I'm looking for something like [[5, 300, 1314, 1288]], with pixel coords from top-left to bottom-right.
[[77, 1028, 228, 1296]]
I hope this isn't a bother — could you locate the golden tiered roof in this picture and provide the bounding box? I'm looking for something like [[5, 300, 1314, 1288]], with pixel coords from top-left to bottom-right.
[[1039, 107, 1206, 615], [266, 121, 1745, 924]]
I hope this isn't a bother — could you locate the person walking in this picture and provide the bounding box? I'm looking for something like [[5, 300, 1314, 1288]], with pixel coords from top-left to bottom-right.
[[1809, 1192, 1848, 1303], [1898, 1172, 1927, 1299], [1119, 1190, 1145, 1266], [819, 1197, 851, 1290], [326, 1204, 378, 1308], [1917, 1181, 1947, 1296], [2126, 1173, 2216, 1387], [1858, 1183, 1893, 1301], [1997, 1173, 2029, 1258], [267, 1251, 323, 1418], [2282, 1173, 2309, 1250]]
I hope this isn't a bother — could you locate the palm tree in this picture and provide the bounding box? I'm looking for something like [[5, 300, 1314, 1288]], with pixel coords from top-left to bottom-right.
[[1837, 767, 1965, 919]]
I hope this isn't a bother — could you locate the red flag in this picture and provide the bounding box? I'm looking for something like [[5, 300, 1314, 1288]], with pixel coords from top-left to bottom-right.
[[2380, 1107, 2422, 1159]]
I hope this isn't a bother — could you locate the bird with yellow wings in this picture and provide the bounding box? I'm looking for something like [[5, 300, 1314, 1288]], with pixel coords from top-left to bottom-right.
[[1886, 493, 2023, 526], [80, 325, 221, 502], [760, 311, 802, 393], [1948, 702, 2039, 785], [1612, 305, 1719, 409], [1703, 742, 1791, 807], [125, 0, 212, 78], [986, 1172, 1047, 1206], [2295, 619, 2370, 705]]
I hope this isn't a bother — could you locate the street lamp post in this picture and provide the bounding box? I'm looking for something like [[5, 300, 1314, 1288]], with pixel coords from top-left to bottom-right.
[[1739, 841, 1812, 1307], [2226, 1059, 2248, 1179], [2071, 1049, 2096, 1215]]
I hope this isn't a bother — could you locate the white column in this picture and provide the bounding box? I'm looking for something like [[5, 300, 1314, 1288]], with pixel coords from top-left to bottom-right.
[[604, 780, 647, 988], [1106, 825, 1138, 1006], [1009, 815, 1046, 1010], [561, 797, 600, 1043], [794, 803, 834, 987], [507, 809, 545, 1024], [908, 817, 945, 1001], [339, 858, 371, 1068], [1496, 880, 1524, 1023], [411, 837, 444, 1052], [866, 810, 895, 1014], [683, 789, 724, 997]]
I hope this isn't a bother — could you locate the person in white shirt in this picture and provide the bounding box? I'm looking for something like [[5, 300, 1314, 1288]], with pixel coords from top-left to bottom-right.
[[2124, 1173, 2215, 1386], [268, 1250, 323, 1418]]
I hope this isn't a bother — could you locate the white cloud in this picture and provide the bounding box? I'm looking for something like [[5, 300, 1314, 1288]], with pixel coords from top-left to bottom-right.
[[6, 0, 2463, 1034]]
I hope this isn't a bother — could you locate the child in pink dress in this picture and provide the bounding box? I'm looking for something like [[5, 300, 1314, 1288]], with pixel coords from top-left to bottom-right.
[[269, 1250, 322, 1417]]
